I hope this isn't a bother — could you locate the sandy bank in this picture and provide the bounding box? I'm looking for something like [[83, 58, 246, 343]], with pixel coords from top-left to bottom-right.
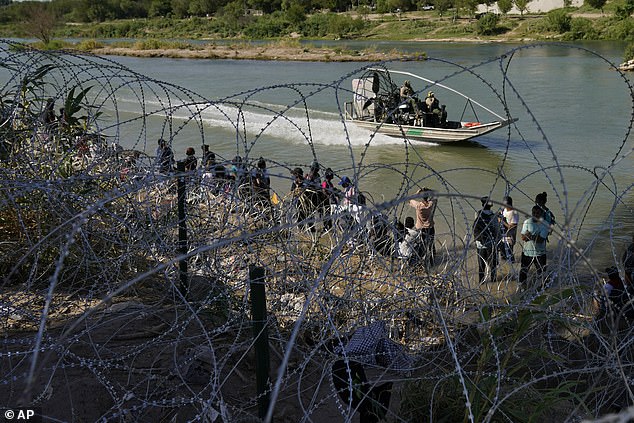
[[91, 44, 426, 62]]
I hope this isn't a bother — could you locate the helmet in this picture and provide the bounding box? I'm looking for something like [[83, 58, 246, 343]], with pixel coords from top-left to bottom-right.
[[404, 80, 411, 86], [427, 91, 434, 98], [292, 167, 303, 177], [310, 160, 320, 171]]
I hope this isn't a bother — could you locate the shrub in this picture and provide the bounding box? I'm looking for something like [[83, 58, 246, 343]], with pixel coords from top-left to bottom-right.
[[603, 17, 634, 40], [301, 13, 367, 38], [74, 39, 105, 51], [624, 41, 634, 61], [563, 17, 598, 40], [244, 12, 292, 38], [545, 9, 572, 33], [475, 12, 500, 35]]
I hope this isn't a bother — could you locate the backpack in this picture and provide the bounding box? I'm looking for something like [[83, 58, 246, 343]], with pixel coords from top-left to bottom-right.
[[357, 191, 366, 206], [474, 210, 497, 247], [253, 169, 267, 189]]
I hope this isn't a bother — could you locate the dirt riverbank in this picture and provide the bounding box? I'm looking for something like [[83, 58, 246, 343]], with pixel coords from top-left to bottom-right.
[[91, 44, 427, 62]]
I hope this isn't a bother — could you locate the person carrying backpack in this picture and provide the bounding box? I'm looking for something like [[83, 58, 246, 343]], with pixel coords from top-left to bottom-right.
[[252, 157, 271, 207], [473, 196, 500, 285]]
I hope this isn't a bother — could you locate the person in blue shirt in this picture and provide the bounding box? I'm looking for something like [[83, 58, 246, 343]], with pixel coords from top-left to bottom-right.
[[519, 205, 550, 290], [535, 192, 555, 241]]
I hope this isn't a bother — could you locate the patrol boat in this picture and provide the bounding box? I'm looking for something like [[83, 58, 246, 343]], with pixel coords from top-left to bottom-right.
[[344, 67, 517, 144]]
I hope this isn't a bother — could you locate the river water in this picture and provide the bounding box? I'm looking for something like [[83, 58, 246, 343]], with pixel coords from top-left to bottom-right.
[[6, 40, 634, 266]]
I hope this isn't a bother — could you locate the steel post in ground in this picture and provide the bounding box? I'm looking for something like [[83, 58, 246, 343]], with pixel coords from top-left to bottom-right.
[[177, 160, 188, 298], [249, 265, 271, 421]]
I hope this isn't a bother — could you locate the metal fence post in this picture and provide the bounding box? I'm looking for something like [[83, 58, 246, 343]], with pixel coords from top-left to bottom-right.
[[177, 160, 188, 297], [249, 265, 271, 421]]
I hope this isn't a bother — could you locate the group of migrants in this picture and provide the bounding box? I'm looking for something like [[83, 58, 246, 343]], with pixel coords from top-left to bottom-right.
[[155, 141, 272, 206], [153, 140, 634, 321], [472, 192, 555, 289], [472, 192, 634, 322], [289, 161, 368, 234]]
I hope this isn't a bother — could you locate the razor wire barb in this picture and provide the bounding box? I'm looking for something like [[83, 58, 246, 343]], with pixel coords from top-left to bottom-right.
[[1, 39, 634, 422]]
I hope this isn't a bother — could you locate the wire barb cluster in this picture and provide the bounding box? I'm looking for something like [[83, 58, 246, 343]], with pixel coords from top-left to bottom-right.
[[1, 40, 634, 422]]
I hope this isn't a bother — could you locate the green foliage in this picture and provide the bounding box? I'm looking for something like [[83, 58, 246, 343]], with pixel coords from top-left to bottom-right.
[[399, 299, 580, 423], [301, 13, 367, 37], [545, 9, 571, 33], [188, 0, 217, 15], [149, 0, 172, 17], [62, 85, 94, 130], [497, 0, 513, 14], [513, 0, 530, 16], [456, 0, 479, 17], [602, 17, 634, 40], [38, 39, 67, 50], [433, 0, 452, 15], [2, 0, 634, 41], [85, 2, 117, 22], [614, 0, 634, 19], [243, 11, 292, 37], [624, 42, 634, 61], [74, 39, 106, 51], [585, 0, 606, 11], [475, 12, 500, 35], [219, 0, 247, 21], [563, 17, 598, 39], [284, 2, 307, 25], [81, 20, 147, 38]]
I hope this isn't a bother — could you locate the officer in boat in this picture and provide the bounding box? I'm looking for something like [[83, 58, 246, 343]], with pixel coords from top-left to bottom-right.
[[423, 91, 447, 127], [400, 80, 414, 100], [399, 80, 420, 124]]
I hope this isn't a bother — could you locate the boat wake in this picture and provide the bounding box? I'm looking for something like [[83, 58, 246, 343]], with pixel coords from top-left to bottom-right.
[[110, 96, 431, 148]]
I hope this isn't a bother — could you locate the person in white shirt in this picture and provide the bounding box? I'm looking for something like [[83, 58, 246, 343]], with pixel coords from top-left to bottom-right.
[[500, 196, 519, 263]]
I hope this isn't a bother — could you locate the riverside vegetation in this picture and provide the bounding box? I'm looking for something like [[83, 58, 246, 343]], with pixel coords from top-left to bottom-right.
[[2, 0, 634, 61]]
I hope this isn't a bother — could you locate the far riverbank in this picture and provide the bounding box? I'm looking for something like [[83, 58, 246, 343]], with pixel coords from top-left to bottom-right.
[[88, 42, 427, 62]]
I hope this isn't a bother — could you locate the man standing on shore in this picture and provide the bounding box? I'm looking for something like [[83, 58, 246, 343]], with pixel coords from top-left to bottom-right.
[[519, 205, 550, 290], [409, 187, 436, 269], [156, 138, 174, 174], [473, 196, 500, 285]]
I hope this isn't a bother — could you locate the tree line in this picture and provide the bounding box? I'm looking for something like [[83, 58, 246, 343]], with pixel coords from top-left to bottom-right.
[[2, 0, 633, 46], [1, 0, 503, 24]]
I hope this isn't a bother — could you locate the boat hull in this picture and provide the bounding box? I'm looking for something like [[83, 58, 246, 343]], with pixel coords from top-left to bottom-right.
[[347, 118, 514, 144]]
